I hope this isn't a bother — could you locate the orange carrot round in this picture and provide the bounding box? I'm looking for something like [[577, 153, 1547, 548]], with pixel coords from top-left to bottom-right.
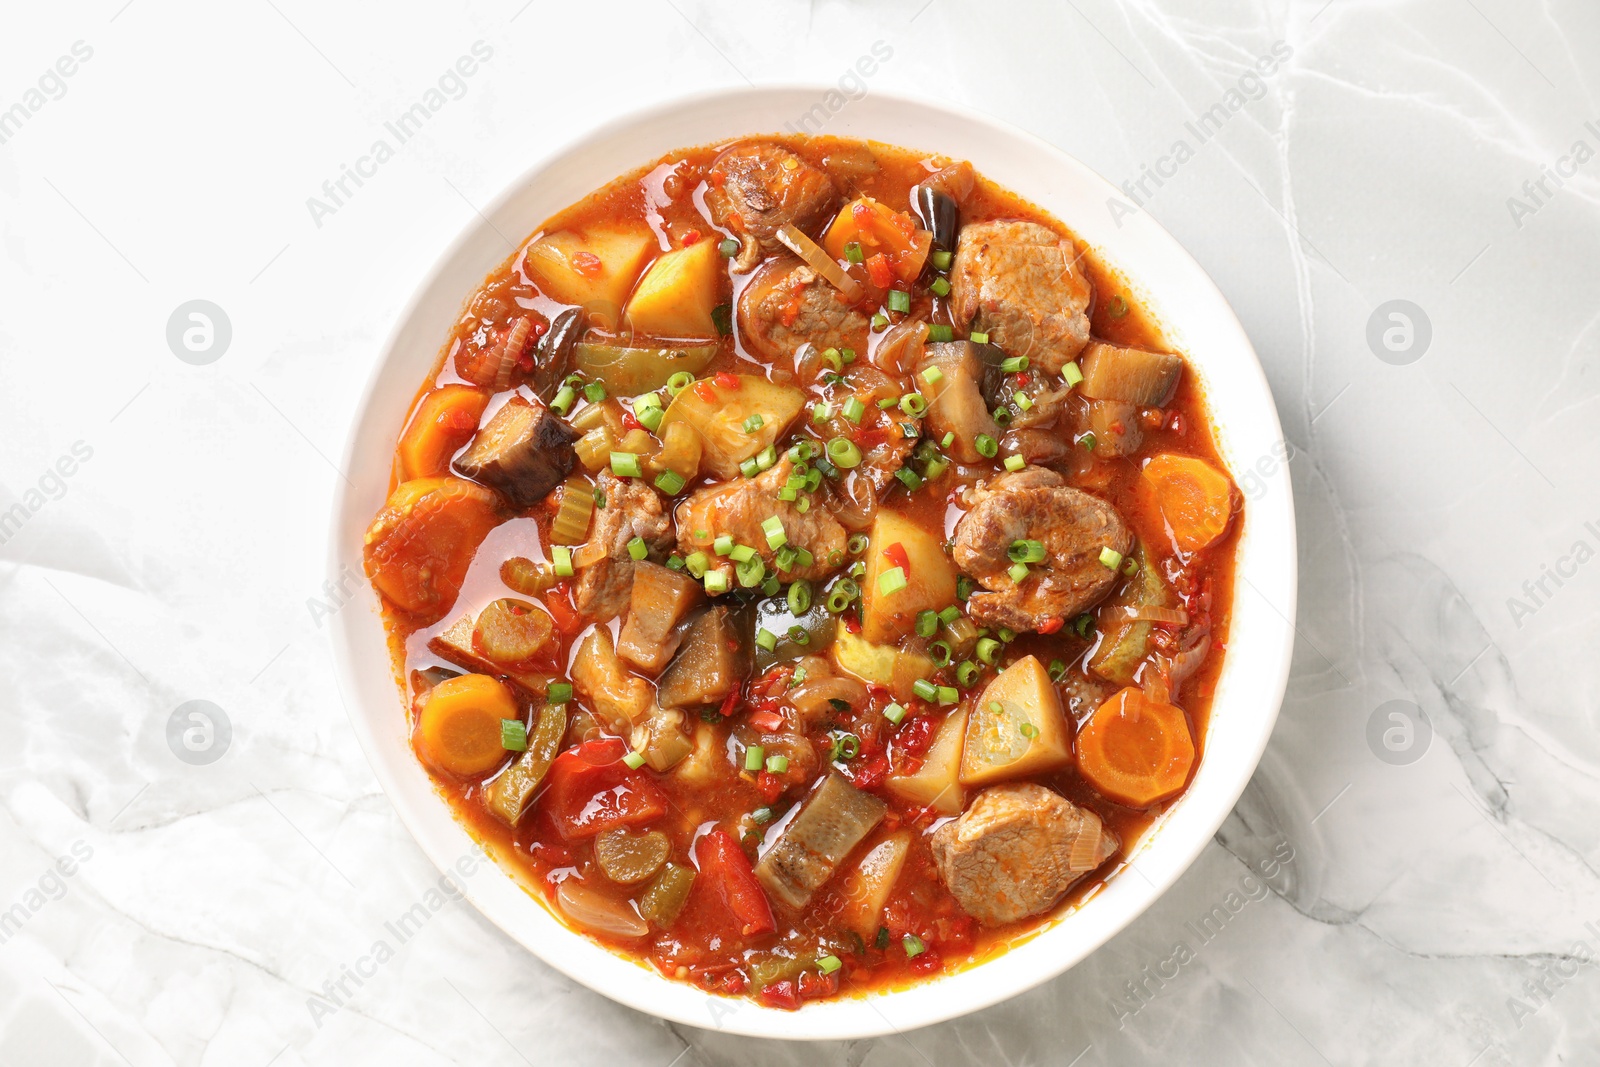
[[416, 673, 520, 777], [1139, 453, 1235, 553], [1075, 687, 1195, 807], [398, 385, 488, 479]]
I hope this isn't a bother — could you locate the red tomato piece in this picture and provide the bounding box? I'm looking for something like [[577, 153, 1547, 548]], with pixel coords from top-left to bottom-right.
[[748, 710, 785, 733], [866, 254, 894, 289], [1037, 617, 1064, 635], [758, 979, 800, 1010], [696, 830, 775, 936], [882, 542, 911, 576], [542, 581, 583, 635], [714, 371, 741, 390], [544, 739, 668, 840], [694, 381, 718, 403]]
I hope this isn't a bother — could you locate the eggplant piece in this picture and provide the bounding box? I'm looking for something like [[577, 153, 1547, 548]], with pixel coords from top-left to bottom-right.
[[916, 342, 1000, 464], [655, 606, 747, 710], [1084, 399, 1144, 458], [913, 185, 961, 253], [1078, 342, 1183, 407], [1087, 543, 1169, 685], [483, 702, 567, 825], [530, 307, 584, 397], [427, 614, 554, 698], [617, 561, 703, 674], [452, 396, 579, 509], [754, 773, 886, 909]]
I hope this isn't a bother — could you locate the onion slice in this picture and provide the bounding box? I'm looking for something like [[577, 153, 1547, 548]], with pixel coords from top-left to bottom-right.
[[1131, 605, 1189, 626], [1066, 812, 1106, 871], [491, 316, 534, 392], [776, 223, 863, 303], [556, 878, 649, 939]]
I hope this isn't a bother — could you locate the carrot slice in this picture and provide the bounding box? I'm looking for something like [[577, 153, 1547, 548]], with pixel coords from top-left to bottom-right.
[[1139, 453, 1235, 553], [1075, 687, 1195, 807], [363, 477, 502, 622], [415, 673, 519, 777], [821, 197, 931, 283], [398, 385, 489, 479]]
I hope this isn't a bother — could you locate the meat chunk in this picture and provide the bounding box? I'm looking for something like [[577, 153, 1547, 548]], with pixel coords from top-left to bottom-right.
[[675, 458, 847, 584], [755, 773, 886, 909], [452, 396, 578, 509], [952, 465, 1131, 631], [737, 256, 869, 363], [810, 364, 918, 493], [705, 142, 837, 272], [573, 471, 673, 622], [949, 220, 1092, 374], [931, 782, 1117, 926]]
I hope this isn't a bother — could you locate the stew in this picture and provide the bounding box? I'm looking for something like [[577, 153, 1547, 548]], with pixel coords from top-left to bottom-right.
[[364, 135, 1239, 1008]]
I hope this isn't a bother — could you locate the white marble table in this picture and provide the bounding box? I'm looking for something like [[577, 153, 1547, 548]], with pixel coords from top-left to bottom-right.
[[2, 0, 1594, 1063]]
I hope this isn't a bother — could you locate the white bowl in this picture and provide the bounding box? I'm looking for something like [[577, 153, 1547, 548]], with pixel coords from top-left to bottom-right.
[[330, 86, 1296, 1040]]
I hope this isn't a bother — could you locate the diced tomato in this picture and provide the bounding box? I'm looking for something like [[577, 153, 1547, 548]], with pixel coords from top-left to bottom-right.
[[898, 715, 938, 757], [797, 969, 840, 1000], [758, 979, 800, 1010], [882, 542, 911, 576], [571, 251, 602, 278], [542, 582, 583, 635], [696, 830, 776, 936], [907, 947, 943, 975], [756, 771, 785, 802], [681, 228, 702, 245], [748, 710, 785, 733], [719, 686, 742, 718], [544, 739, 668, 840], [621, 410, 643, 432], [849, 752, 889, 790], [694, 381, 718, 403], [714, 371, 740, 390], [1016, 372, 1031, 386], [866, 254, 895, 289], [1038, 617, 1064, 635], [720, 971, 748, 996], [853, 426, 888, 448], [842, 614, 861, 634]]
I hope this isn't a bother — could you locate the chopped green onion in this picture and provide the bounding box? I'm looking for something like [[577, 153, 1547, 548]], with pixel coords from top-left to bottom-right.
[[634, 391, 663, 413], [998, 627, 1017, 643], [667, 371, 695, 396], [742, 413, 765, 434], [976, 637, 1001, 665], [745, 744, 765, 772], [1099, 547, 1124, 570], [1063, 361, 1085, 388], [1020, 722, 1039, 739], [938, 605, 961, 626], [884, 702, 907, 725], [912, 679, 938, 702], [552, 546, 574, 577], [788, 440, 814, 464], [1123, 555, 1140, 577], [761, 575, 781, 597], [975, 434, 998, 458], [877, 396, 897, 410], [915, 610, 938, 638], [501, 719, 528, 751], [684, 551, 710, 578], [895, 468, 924, 492], [713, 534, 734, 556], [766, 754, 789, 773], [887, 289, 911, 313], [788, 579, 813, 615], [762, 516, 787, 549], [726, 543, 754, 564], [704, 569, 729, 594], [1004, 454, 1026, 471], [957, 575, 974, 601], [929, 276, 951, 297], [1073, 613, 1095, 638], [622, 749, 647, 769], [844, 241, 864, 264], [829, 732, 860, 762], [1079, 431, 1097, 452], [636, 406, 664, 432], [826, 437, 863, 468], [775, 544, 799, 571], [711, 303, 732, 336], [969, 331, 990, 344], [930, 250, 952, 270], [739, 456, 761, 478], [609, 452, 642, 478], [718, 237, 739, 257], [899, 392, 928, 417], [1009, 539, 1047, 564], [627, 536, 648, 561], [653, 470, 687, 497], [877, 566, 908, 597], [847, 533, 869, 555], [756, 628, 778, 652], [794, 546, 814, 569], [812, 401, 832, 423], [956, 660, 981, 687], [787, 624, 809, 646], [737, 555, 766, 587], [756, 444, 777, 471], [1009, 561, 1030, 583], [992, 407, 1013, 427], [666, 554, 686, 571], [929, 640, 952, 667], [926, 324, 953, 343], [921, 366, 944, 386], [1001, 355, 1029, 373], [841, 347, 857, 365], [548, 682, 573, 704], [818, 954, 842, 975], [550, 385, 576, 415], [871, 311, 890, 330], [752, 805, 776, 823], [823, 347, 843, 372], [842, 396, 866, 424], [584, 382, 607, 404], [936, 685, 959, 705], [939, 432, 955, 449], [923, 456, 949, 481], [1049, 658, 1070, 681]]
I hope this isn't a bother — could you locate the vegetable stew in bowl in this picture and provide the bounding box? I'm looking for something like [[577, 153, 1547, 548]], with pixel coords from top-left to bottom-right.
[[362, 135, 1239, 1009]]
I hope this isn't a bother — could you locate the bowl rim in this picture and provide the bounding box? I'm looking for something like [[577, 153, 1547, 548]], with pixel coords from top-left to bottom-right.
[[329, 83, 1297, 1040]]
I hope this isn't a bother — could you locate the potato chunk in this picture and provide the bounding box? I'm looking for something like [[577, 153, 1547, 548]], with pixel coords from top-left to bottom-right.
[[524, 226, 654, 329], [860, 510, 957, 644], [886, 707, 967, 814], [959, 655, 1072, 786], [623, 239, 723, 339]]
